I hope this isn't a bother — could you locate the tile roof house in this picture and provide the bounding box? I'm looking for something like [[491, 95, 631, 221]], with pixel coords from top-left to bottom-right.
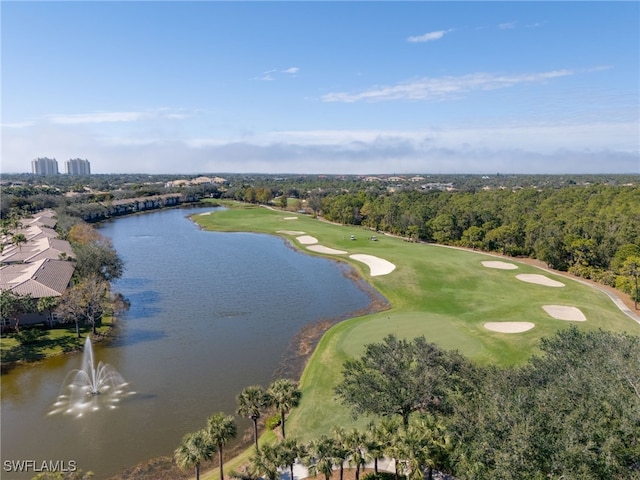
[[0, 258, 75, 298], [1, 210, 76, 328]]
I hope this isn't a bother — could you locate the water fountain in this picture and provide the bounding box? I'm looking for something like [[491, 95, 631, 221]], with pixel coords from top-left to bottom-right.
[[49, 337, 134, 417]]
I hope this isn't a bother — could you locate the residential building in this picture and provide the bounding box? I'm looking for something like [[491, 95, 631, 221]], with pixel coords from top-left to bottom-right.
[[65, 158, 91, 175], [0, 210, 75, 328], [31, 157, 59, 175]]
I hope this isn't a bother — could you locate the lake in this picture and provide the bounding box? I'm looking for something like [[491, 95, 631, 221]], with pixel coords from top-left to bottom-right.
[[0, 206, 375, 479]]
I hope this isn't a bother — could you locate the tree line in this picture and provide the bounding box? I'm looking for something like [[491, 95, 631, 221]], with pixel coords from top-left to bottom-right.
[[316, 185, 640, 302]]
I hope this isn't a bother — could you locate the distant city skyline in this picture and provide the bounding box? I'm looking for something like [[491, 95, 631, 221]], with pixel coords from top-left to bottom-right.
[[2, 2, 639, 175]]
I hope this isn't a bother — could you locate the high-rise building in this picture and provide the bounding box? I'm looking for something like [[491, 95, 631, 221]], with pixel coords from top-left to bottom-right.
[[31, 157, 59, 175], [65, 158, 91, 175]]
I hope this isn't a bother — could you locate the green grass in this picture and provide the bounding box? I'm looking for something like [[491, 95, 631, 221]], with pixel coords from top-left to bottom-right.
[[0, 323, 113, 366], [191, 200, 640, 475]]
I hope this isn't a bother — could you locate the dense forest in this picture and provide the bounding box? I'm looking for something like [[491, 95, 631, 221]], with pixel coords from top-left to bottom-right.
[[1, 173, 638, 301]]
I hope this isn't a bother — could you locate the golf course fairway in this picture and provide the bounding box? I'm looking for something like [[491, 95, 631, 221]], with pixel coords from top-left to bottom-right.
[[194, 201, 640, 446]]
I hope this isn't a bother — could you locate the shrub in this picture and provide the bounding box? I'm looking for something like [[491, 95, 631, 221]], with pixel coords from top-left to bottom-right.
[[265, 414, 281, 430], [14, 327, 47, 345]]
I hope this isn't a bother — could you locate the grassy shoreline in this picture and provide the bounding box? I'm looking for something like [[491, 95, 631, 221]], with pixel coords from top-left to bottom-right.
[[190, 201, 640, 480], [0, 322, 116, 373]]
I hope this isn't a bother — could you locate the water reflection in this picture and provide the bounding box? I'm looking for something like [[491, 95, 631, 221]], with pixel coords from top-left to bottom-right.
[[1, 207, 374, 478]]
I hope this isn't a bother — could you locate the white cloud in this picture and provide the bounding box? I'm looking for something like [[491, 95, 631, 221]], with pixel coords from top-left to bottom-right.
[[2, 121, 637, 175], [498, 21, 517, 30], [258, 67, 299, 80], [44, 109, 192, 125], [48, 111, 148, 124], [407, 30, 451, 43], [322, 69, 575, 103]]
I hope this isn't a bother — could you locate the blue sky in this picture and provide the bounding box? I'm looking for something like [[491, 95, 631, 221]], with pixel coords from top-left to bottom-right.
[[2, 1, 639, 175]]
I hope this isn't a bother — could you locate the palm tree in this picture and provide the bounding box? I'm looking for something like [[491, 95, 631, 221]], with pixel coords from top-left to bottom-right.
[[249, 443, 280, 480], [174, 429, 213, 480], [12, 232, 27, 252], [303, 435, 336, 480], [236, 385, 269, 452], [276, 437, 303, 480], [365, 421, 384, 474], [331, 427, 350, 480], [344, 429, 368, 480], [396, 415, 452, 480], [410, 415, 452, 480], [376, 417, 403, 480], [204, 412, 237, 480], [267, 378, 301, 439]]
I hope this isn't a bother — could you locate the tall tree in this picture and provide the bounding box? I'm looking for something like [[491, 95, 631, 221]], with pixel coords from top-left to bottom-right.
[[81, 275, 109, 335], [249, 443, 280, 480], [344, 429, 368, 480], [267, 378, 302, 439], [375, 417, 403, 480], [236, 385, 269, 451], [303, 435, 336, 480], [330, 427, 350, 480], [55, 275, 109, 336], [203, 413, 237, 480], [335, 335, 473, 428], [174, 430, 213, 480], [275, 438, 303, 480]]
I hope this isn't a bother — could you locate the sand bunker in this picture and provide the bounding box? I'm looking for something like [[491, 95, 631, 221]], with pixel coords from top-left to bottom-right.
[[542, 305, 586, 321], [276, 230, 307, 236], [296, 235, 318, 245], [482, 261, 518, 270], [516, 274, 565, 287], [198, 211, 212, 215], [484, 322, 535, 333], [349, 254, 396, 276], [306, 245, 347, 255], [283, 217, 298, 220]]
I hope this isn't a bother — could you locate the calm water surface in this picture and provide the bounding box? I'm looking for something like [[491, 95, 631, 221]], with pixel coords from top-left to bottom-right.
[[1, 207, 372, 479]]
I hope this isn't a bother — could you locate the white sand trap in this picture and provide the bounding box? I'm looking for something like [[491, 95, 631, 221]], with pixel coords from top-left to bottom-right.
[[198, 211, 212, 215], [296, 235, 318, 245], [482, 260, 518, 270], [349, 254, 396, 276], [283, 217, 298, 220], [484, 322, 535, 333], [516, 274, 565, 287], [306, 245, 347, 255], [276, 230, 306, 235], [542, 305, 586, 321]]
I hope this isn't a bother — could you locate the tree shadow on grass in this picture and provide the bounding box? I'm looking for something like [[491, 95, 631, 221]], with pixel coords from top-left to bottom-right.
[[1, 329, 84, 374]]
